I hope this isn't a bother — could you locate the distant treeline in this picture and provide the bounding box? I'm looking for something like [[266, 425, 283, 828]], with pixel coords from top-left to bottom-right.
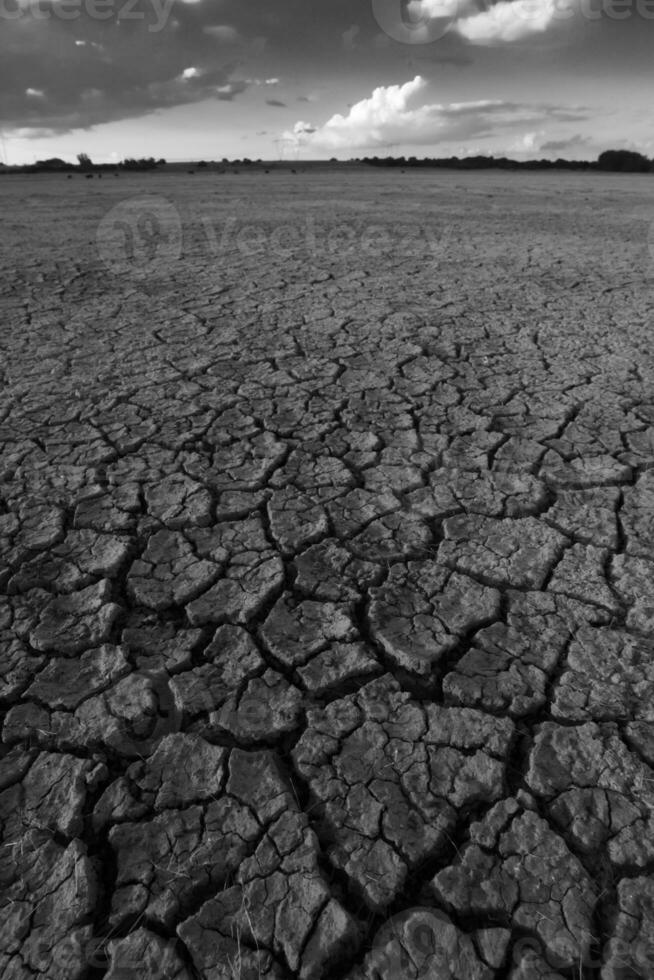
[[2, 148, 653, 175], [361, 150, 654, 173], [0, 155, 165, 174]]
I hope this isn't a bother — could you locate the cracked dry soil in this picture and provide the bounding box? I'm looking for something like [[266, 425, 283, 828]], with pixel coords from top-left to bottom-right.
[[2, 169, 654, 979]]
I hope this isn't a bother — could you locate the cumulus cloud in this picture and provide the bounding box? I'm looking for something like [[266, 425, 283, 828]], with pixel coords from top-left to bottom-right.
[[508, 130, 545, 152], [286, 76, 587, 152], [456, 0, 568, 43], [409, 0, 571, 44], [287, 76, 426, 149], [292, 121, 317, 136]]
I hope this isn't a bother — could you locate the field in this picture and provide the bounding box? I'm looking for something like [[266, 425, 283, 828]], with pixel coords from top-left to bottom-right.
[[2, 168, 654, 978]]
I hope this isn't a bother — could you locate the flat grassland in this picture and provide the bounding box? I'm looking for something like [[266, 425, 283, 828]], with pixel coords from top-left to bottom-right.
[[2, 170, 654, 979]]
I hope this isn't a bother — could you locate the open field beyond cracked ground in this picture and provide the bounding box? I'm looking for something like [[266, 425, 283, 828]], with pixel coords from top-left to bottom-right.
[[3, 169, 654, 979]]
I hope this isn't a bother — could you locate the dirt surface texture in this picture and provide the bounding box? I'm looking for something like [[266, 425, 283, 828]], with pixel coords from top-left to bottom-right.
[[2, 169, 654, 979]]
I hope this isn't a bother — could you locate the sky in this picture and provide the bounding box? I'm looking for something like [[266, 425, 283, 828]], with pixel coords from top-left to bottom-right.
[[1, 0, 653, 164]]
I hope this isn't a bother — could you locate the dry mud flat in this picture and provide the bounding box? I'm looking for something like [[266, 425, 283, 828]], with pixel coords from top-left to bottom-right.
[[1, 169, 654, 978]]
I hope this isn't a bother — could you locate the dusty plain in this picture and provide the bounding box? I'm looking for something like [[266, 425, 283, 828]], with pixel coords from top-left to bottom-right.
[[2, 169, 654, 978]]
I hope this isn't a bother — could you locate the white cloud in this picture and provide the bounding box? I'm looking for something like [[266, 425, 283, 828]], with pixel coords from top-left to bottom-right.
[[286, 76, 509, 150], [410, 0, 572, 44], [287, 77, 585, 153], [289, 76, 426, 149], [509, 130, 545, 152], [456, 0, 567, 43], [292, 121, 317, 136]]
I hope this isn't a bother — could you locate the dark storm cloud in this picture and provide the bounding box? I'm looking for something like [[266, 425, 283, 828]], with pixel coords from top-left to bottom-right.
[[541, 133, 594, 153], [0, 0, 387, 133], [0, 0, 261, 131]]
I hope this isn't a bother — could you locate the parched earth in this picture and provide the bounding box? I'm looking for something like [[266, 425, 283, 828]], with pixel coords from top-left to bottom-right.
[[2, 169, 654, 978]]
